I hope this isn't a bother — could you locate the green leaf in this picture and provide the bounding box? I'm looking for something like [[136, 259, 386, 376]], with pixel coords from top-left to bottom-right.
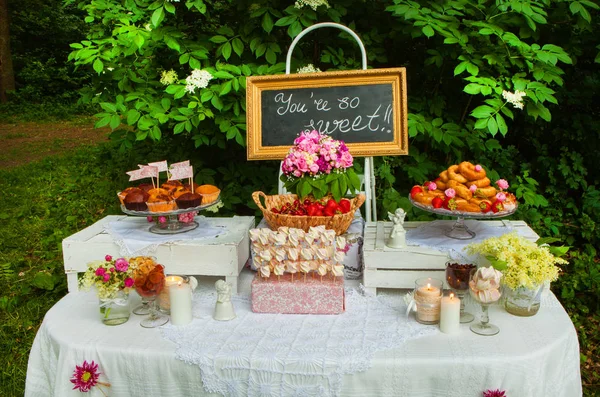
[[174, 122, 185, 134], [275, 15, 297, 26], [265, 49, 277, 64], [93, 58, 104, 74], [134, 34, 145, 50], [221, 42, 232, 60], [299, 179, 312, 198], [210, 35, 228, 44], [161, 98, 171, 111], [487, 116, 498, 136], [201, 90, 214, 102], [109, 114, 121, 130], [211, 95, 224, 110], [232, 38, 244, 57], [422, 25, 435, 38], [32, 272, 55, 290], [466, 63, 479, 76], [179, 53, 190, 64], [219, 81, 232, 96], [126, 109, 141, 125], [454, 62, 467, 76], [189, 57, 201, 69], [164, 2, 176, 13], [495, 114, 508, 136], [471, 105, 494, 119], [485, 256, 508, 271], [151, 7, 165, 27], [463, 83, 481, 95], [100, 102, 116, 113], [95, 115, 112, 128], [485, 139, 502, 151], [262, 12, 274, 33]]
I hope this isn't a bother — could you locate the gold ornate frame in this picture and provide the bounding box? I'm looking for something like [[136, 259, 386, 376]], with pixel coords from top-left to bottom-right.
[[246, 68, 408, 160]]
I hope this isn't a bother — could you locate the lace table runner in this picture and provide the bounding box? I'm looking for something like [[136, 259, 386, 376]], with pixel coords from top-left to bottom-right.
[[105, 216, 226, 256], [406, 220, 521, 261], [161, 287, 437, 397]]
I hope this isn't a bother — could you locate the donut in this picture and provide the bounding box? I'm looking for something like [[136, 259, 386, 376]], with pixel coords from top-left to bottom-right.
[[470, 197, 492, 211], [458, 161, 486, 181], [439, 170, 450, 183], [473, 186, 497, 198], [456, 199, 482, 212], [436, 180, 447, 190], [468, 177, 491, 189], [447, 179, 473, 200], [447, 165, 468, 184], [413, 190, 444, 205]]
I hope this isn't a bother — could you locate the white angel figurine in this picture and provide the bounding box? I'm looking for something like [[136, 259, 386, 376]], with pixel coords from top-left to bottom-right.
[[387, 207, 407, 248], [213, 280, 236, 321]]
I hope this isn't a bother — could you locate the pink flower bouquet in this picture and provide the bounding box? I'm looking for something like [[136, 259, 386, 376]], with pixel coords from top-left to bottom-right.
[[80, 255, 136, 300], [280, 130, 361, 201]]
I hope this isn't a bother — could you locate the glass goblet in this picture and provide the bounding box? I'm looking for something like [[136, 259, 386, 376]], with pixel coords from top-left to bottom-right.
[[134, 269, 168, 328], [445, 261, 476, 323], [468, 268, 501, 336]]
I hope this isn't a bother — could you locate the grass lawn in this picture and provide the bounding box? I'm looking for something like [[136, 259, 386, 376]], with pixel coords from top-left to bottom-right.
[[0, 127, 598, 396]]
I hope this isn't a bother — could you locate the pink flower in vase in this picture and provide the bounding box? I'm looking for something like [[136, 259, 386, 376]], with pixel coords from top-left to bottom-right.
[[104, 255, 112, 262], [70, 360, 100, 392], [114, 258, 129, 272], [102, 273, 111, 282], [124, 277, 134, 288], [95, 267, 106, 277]]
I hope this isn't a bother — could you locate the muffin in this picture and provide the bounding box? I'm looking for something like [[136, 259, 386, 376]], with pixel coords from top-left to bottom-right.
[[146, 194, 177, 212], [176, 192, 202, 209], [118, 187, 143, 205], [172, 186, 192, 199], [147, 188, 171, 200], [161, 180, 183, 193], [184, 182, 200, 192], [137, 183, 154, 193], [195, 185, 220, 204], [124, 190, 150, 211]]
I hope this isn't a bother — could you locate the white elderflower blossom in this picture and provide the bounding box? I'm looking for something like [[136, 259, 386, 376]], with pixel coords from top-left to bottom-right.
[[502, 90, 527, 110], [294, 0, 330, 11], [160, 69, 179, 86], [144, 23, 152, 31], [297, 64, 322, 74], [184, 69, 213, 93]]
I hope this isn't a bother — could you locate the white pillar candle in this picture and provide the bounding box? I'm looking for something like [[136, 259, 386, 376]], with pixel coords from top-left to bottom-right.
[[440, 293, 461, 334], [158, 276, 184, 311], [169, 281, 193, 326]]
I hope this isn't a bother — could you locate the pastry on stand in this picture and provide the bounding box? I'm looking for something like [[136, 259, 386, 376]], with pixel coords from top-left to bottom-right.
[[409, 162, 518, 239]]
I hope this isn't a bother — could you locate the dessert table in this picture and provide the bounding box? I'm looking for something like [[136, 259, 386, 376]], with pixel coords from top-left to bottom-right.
[[25, 269, 582, 397]]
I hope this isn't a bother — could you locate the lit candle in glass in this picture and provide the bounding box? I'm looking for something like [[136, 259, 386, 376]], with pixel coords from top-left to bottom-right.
[[414, 278, 443, 324]]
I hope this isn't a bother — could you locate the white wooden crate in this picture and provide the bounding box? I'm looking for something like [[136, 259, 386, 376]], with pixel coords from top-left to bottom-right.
[[62, 215, 254, 294], [363, 220, 539, 294]]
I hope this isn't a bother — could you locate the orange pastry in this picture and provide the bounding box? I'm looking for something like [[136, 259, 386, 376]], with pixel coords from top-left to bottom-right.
[[146, 194, 177, 212], [195, 184, 221, 204]]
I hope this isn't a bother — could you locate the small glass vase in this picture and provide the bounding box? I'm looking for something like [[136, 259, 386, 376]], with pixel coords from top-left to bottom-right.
[[99, 290, 131, 326], [504, 284, 543, 317]]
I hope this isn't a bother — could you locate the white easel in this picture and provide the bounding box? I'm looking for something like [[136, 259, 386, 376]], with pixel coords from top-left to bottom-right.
[[278, 22, 377, 222]]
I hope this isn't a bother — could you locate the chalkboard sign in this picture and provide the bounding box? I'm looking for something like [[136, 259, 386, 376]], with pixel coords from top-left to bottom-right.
[[246, 68, 407, 160]]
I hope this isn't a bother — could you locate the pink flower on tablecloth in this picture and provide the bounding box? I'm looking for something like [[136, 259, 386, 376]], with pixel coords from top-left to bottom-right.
[[102, 274, 111, 282], [104, 255, 112, 261], [483, 389, 506, 397], [124, 277, 134, 288], [114, 258, 129, 272], [70, 360, 100, 392], [445, 188, 456, 198], [95, 267, 106, 277], [496, 179, 509, 190]]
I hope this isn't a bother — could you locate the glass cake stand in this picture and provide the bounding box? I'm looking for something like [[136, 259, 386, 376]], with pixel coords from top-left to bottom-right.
[[409, 196, 517, 240], [121, 197, 221, 235]]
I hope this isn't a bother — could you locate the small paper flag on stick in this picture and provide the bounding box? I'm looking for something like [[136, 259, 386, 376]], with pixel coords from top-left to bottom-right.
[[148, 160, 168, 186], [169, 165, 193, 181], [170, 160, 190, 168]]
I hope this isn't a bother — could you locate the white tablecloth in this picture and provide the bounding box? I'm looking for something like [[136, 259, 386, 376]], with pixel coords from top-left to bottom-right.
[[25, 270, 582, 397]]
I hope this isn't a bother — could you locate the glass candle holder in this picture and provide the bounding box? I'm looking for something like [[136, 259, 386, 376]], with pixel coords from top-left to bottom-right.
[[414, 277, 443, 324], [158, 275, 186, 314], [445, 261, 477, 323]]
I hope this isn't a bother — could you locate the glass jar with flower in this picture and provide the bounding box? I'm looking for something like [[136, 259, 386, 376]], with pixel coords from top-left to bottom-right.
[[466, 232, 569, 316], [80, 255, 136, 325], [280, 130, 362, 202]]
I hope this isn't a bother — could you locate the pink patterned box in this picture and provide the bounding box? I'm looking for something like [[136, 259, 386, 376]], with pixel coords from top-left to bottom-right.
[[251, 273, 345, 314]]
